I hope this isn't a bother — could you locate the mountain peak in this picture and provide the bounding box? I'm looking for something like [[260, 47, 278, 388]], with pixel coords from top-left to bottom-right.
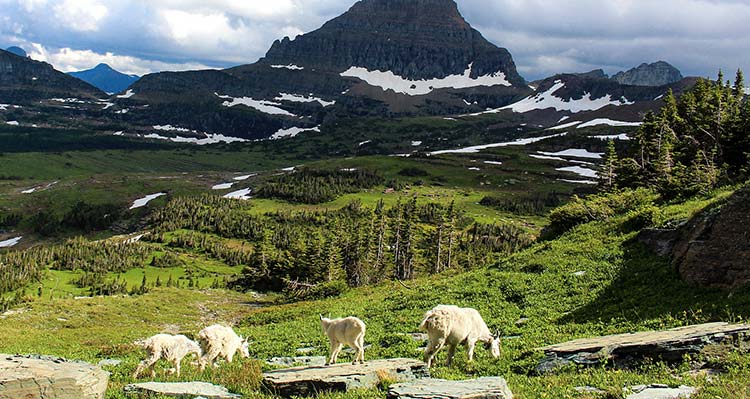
[[613, 61, 683, 87], [5, 46, 27, 58], [261, 0, 525, 85], [69, 63, 139, 94]]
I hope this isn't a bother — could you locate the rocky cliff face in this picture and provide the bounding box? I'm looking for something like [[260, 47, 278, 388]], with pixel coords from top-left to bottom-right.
[[0, 49, 104, 102], [639, 185, 750, 290], [261, 0, 525, 86], [612, 61, 683, 87]]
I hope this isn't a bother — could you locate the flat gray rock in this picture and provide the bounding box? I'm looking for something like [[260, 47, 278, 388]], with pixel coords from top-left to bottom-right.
[[123, 381, 240, 399], [97, 359, 122, 367], [388, 377, 513, 399], [266, 356, 327, 367], [626, 384, 696, 399], [263, 358, 429, 397], [0, 354, 109, 399]]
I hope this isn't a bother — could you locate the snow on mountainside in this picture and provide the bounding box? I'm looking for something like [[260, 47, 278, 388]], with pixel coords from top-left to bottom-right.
[[496, 80, 633, 114]]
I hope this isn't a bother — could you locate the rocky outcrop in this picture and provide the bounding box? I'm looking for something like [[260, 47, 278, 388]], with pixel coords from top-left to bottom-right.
[[639, 185, 750, 289], [262, 0, 525, 86], [387, 377, 513, 399], [123, 381, 240, 398], [0, 354, 109, 399], [612, 61, 683, 87], [262, 358, 429, 397], [0, 49, 105, 102], [536, 322, 750, 373], [625, 384, 696, 399]]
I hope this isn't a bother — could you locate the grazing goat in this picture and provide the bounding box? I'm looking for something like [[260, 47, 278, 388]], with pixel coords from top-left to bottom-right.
[[197, 324, 250, 370], [319, 315, 366, 365], [419, 305, 501, 368], [133, 334, 202, 378]]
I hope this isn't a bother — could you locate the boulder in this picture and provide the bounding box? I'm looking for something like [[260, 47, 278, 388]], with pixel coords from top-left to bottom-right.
[[537, 322, 750, 373], [387, 377, 513, 399], [0, 354, 109, 399], [262, 358, 429, 397], [123, 381, 240, 399]]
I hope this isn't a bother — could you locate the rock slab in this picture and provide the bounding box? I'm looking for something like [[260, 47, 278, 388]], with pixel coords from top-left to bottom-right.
[[537, 322, 750, 373], [262, 358, 429, 397], [0, 354, 109, 399], [626, 384, 696, 399], [387, 377, 513, 399], [123, 381, 240, 399]]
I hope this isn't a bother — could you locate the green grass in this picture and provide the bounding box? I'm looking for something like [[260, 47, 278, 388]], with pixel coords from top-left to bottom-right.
[[1, 186, 748, 398]]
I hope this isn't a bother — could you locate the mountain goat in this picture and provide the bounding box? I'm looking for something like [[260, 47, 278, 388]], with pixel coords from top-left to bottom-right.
[[419, 305, 501, 368], [133, 333, 202, 378], [197, 324, 250, 370], [319, 315, 366, 365]]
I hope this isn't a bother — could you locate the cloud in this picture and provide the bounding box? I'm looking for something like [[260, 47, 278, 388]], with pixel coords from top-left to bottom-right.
[[0, 0, 748, 80]]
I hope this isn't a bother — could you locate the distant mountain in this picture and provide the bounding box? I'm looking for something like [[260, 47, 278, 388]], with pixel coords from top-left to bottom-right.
[[69, 63, 139, 94], [612, 61, 683, 87], [0, 49, 105, 102], [5, 46, 27, 58]]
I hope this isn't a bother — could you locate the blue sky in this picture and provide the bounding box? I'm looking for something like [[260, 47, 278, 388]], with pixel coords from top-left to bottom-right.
[[1, 0, 748, 80]]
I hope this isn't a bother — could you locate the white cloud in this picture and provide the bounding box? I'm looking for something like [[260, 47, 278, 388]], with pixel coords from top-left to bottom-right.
[[53, 0, 109, 31]]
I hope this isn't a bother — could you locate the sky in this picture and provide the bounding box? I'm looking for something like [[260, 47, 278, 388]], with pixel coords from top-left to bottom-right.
[[1, 0, 748, 81]]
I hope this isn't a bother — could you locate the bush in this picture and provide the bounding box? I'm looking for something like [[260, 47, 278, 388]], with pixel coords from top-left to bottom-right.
[[544, 188, 657, 238]]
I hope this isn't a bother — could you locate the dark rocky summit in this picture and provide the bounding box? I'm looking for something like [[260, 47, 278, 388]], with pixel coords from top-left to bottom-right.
[[262, 0, 525, 86], [69, 63, 139, 94], [612, 61, 683, 87], [5, 46, 27, 58]]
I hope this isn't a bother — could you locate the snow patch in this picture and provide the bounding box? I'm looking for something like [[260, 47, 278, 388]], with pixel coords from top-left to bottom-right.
[[144, 132, 247, 145], [280, 166, 296, 172], [537, 149, 603, 159], [217, 94, 296, 116], [429, 133, 567, 155], [270, 125, 320, 140], [5, 121, 19, 126], [547, 121, 582, 130], [340, 62, 511, 96], [484, 81, 633, 114], [233, 174, 257, 181], [358, 140, 372, 146], [411, 141, 422, 147], [117, 89, 135, 99], [129, 193, 166, 210], [483, 161, 503, 165], [577, 118, 642, 129], [558, 116, 570, 123], [654, 94, 664, 101], [559, 179, 598, 185], [529, 154, 566, 161], [443, 117, 457, 121], [591, 133, 631, 141], [50, 98, 86, 103], [557, 165, 599, 178], [0, 236, 22, 248], [271, 64, 304, 70], [275, 93, 335, 107], [212, 182, 234, 190], [224, 188, 252, 200], [468, 167, 481, 171]]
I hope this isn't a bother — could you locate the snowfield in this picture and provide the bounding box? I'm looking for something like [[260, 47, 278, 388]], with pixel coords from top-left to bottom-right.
[[557, 165, 599, 178], [480, 80, 634, 114], [129, 193, 166, 210], [270, 126, 320, 140], [537, 149, 603, 159], [577, 118, 642, 129], [223, 188, 252, 200], [340, 62, 511, 96], [547, 121, 582, 130], [6, 121, 19, 126], [429, 133, 567, 155], [117, 89, 135, 99], [275, 93, 335, 107], [233, 174, 257, 181], [0, 236, 22, 248], [216, 94, 296, 116]]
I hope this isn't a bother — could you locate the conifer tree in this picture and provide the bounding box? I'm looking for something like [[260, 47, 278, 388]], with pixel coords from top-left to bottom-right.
[[600, 139, 619, 191]]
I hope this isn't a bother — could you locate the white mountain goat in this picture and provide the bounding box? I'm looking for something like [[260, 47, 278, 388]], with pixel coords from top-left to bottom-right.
[[133, 333, 202, 378], [319, 315, 366, 365], [419, 305, 501, 367], [197, 324, 250, 370]]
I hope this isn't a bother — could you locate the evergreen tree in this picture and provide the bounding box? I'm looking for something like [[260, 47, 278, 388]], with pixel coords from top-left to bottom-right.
[[600, 139, 619, 191]]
